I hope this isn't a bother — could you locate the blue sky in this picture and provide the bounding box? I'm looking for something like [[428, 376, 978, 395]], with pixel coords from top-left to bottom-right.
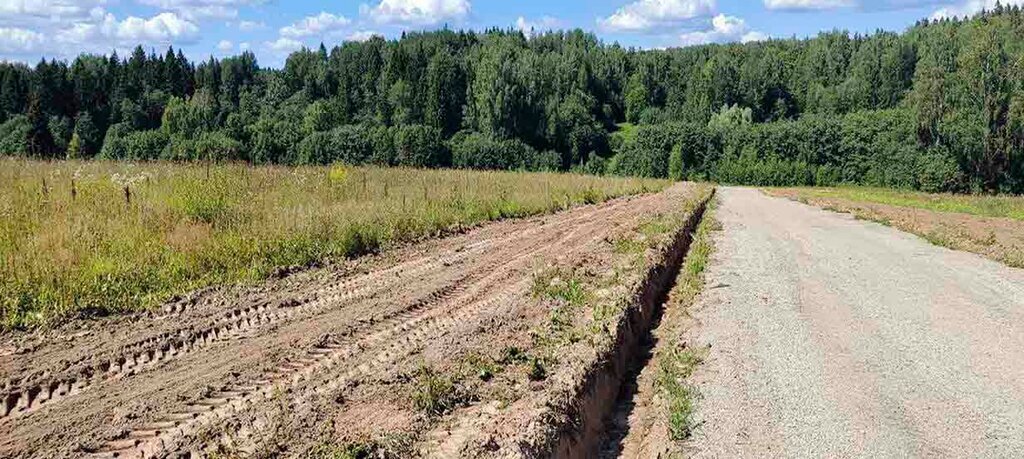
[[0, 0, 1015, 67]]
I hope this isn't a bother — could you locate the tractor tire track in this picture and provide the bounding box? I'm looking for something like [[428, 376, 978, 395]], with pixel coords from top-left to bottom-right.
[[0, 188, 680, 459]]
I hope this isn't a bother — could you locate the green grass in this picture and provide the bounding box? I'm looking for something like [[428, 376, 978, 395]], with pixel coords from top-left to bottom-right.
[[780, 186, 1024, 221], [0, 158, 668, 330], [411, 365, 474, 417], [657, 199, 718, 442]]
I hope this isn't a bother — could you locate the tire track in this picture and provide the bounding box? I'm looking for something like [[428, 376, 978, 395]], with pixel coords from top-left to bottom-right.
[[87, 196, 656, 458], [0, 241, 492, 421]]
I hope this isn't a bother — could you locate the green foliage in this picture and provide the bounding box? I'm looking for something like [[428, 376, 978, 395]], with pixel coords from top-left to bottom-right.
[[5, 11, 1024, 190], [0, 115, 28, 155], [412, 366, 472, 417], [450, 131, 538, 170], [394, 124, 446, 168]]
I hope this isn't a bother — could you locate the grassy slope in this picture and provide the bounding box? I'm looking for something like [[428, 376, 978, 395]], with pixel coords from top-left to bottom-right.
[[0, 159, 668, 330], [778, 186, 1024, 221]]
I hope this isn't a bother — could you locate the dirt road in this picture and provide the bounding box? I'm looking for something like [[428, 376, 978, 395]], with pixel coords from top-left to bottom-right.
[[0, 184, 701, 458], [686, 188, 1024, 457]]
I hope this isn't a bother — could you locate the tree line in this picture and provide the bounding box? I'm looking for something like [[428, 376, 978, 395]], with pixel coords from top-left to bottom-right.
[[3, 4, 1024, 193]]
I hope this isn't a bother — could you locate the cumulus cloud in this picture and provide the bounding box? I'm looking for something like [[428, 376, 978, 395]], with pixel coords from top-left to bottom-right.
[[0, 27, 46, 54], [678, 14, 767, 46], [265, 36, 303, 53], [135, 0, 266, 20], [217, 39, 233, 52], [280, 12, 352, 38], [599, 0, 715, 32], [763, 0, 857, 10], [361, 0, 471, 26], [0, 0, 108, 27], [51, 12, 200, 49], [346, 30, 382, 41], [930, 0, 1024, 19], [515, 15, 561, 37]]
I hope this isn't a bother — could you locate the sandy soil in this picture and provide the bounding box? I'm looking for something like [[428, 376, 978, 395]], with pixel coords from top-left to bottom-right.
[[682, 188, 1024, 457], [0, 183, 704, 458]]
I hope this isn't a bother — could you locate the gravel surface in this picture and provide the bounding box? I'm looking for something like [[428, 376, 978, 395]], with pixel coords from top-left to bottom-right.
[[687, 187, 1024, 458]]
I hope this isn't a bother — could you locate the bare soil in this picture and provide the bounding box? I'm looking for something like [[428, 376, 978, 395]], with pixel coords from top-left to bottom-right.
[[0, 183, 707, 459]]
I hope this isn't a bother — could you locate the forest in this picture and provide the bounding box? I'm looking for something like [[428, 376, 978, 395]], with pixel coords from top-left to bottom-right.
[[2, 5, 1024, 193]]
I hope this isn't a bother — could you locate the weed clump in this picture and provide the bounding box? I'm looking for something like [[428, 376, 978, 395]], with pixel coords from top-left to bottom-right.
[[411, 366, 474, 417]]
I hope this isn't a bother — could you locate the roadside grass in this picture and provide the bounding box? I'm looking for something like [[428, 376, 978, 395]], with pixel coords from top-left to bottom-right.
[[656, 199, 718, 442], [308, 433, 415, 459], [0, 158, 667, 330], [776, 186, 1024, 221], [771, 186, 1024, 269]]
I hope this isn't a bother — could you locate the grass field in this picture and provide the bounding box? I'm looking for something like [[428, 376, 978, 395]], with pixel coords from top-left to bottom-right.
[[769, 186, 1024, 268], [775, 187, 1024, 221], [0, 158, 667, 330]]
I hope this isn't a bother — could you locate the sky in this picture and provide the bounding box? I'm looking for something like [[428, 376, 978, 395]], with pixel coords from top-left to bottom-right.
[[0, 0, 1018, 67]]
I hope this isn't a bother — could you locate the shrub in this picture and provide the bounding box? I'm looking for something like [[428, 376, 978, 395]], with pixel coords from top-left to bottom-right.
[[122, 129, 169, 161], [0, 115, 29, 155], [450, 131, 537, 170], [297, 131, 333, 165], [394, 124, 446, 168], [330, 124, 373, 165], [918, 147, 963, 193]]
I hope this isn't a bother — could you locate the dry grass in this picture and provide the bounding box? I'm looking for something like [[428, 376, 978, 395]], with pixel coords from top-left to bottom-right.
[[768, 187, 1024, 269], [771, 186, 1024, 221], [0, 158, 667, 330]]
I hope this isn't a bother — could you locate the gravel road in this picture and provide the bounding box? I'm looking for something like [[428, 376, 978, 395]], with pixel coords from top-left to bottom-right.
[[687, 187, 1024, 457]]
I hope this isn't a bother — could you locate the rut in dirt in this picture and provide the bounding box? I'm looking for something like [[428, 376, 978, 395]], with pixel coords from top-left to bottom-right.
[[0, 184, 698, 459]]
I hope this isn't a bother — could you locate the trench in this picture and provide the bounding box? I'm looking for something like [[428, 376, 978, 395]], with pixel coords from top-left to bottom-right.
[[549, 189, 714, 459]]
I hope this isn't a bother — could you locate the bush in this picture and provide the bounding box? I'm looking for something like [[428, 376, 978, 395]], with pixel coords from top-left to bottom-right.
[[121, 129, 169, 161], [368, 124, 395, 166], [450, 131, 537, 170], [99, 123, 133, 159], [612, 123, 680, 178], [528, 150, 562, 172], [0, 115, 29, 155], [918, 147, 963, 193], [394, 124, 446, 168], [668, 144, 684, 181], [195, 131, 244, 162], [330, 124, 374, 165], [297, 131, 333, 165]]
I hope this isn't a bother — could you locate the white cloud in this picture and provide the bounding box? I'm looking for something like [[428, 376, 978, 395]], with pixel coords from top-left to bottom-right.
[[361, 0, 471, 26], [764, 0, 857, 10], [346, 30, 382, 41], [515, 15, 561, 37], [51, 12, 200, 48], [280, 12, 351, 38], [0, 0, 108, 27], [678, 14, 767, 46], [135, 0, 266, 20], [0, 27, 46, 54], [239, 41, 251, 50], [599, 0, 715, 32], [930, 0, 1024, 19], [114, 12, 200, 42], [238, 20, 264, 31], [217, 39, 233, 52], [265, 36, 303, 53]]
